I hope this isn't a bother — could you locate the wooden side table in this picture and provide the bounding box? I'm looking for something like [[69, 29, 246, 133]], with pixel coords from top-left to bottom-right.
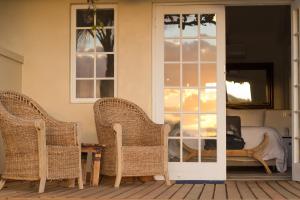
[[81, 143, 105, 186]]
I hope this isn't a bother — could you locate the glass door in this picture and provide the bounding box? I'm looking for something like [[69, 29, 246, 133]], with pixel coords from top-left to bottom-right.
[[153, 5, 226, 180]]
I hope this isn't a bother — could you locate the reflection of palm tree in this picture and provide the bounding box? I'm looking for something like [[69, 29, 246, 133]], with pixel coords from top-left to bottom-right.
[[76, 23, 114, 97]]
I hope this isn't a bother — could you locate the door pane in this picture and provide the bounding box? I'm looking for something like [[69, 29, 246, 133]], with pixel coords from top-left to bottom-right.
[[96, 9, 114, 27], [96, 54, 114, 78], [183, 64, 198, 87], [169, 139, 180, 162], [164, 14, 180, 38], [77, 9, 94, 27], [200, 14, 216, 37], [182, 39, 198, 61], [165, 39, 180, 61], [165, 114, 181, 137], [96, 80, 114, 98], [200, 88, 216, 113], [182, 89, 198, 112], [202, 139, 217, 162], [200, 39, 216, 61], [183, 139, 199, 162], [182, 14, 198, 37], [182, 114, 198, 137], [200, 63, 216, 88], [164, 89, 180, 112], [200, 114, 217, 137], [165, 64, 180, 87]]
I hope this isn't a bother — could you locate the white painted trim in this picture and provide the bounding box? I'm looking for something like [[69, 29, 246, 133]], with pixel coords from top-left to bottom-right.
[[70, 4, 118, 104], [0, 47, 24, 64]]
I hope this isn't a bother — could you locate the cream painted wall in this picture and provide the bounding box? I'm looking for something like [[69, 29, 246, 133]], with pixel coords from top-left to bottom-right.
[[0, 0, 154, 144]]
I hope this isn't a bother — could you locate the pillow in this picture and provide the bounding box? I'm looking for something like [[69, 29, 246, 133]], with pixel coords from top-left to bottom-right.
[[226, 116, 241, 137], [227, 109, 265, 127]]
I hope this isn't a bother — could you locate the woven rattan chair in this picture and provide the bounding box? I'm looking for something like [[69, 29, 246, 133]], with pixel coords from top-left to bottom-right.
[[0, 91, 83, 193], [94, 98, 171, 187]]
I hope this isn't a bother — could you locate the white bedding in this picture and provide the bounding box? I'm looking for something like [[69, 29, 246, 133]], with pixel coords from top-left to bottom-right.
[[241, 126, 287, 172]]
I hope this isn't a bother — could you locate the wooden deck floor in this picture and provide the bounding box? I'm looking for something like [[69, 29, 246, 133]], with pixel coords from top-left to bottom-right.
[[1, 179, 300, 199]]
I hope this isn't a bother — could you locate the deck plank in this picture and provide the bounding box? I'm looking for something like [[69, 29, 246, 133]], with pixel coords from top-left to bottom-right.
[[170, 184, 193, 199], [226, 181, 241, 200], [113, 181, 155, 199], [247, 181, 270, 199], [214, 184, 227, 200], [184, 184, 204, 200], [141, 183, 171, 199], [267, 181, 298, 199], [156, 184, 182, 199], [128, 181, 165, 199], [199, 184, 214, 200], [236, 181, 256, 199], [276, 181, 300, 198], [256, 181, 286, 200], [98, 183, 141, 199], [287, 181, 300, 190]]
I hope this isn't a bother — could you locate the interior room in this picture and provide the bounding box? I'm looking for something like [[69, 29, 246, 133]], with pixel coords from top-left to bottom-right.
[[225, 5, 292, 179]]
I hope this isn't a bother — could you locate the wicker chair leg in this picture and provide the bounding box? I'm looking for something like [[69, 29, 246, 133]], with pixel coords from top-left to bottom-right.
[[67, 179, 75, 188], [114, 175, 122, 188], [78, 174, 83, 189], [164, 174, 171, 185], [0, 179, 6, 190], [38, 177, 46, 193]]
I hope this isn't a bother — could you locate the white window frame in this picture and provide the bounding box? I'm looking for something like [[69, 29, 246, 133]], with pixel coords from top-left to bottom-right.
[[70, 4, 117, 103]]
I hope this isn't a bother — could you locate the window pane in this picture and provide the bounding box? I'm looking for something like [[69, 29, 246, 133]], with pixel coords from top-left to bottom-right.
[[96, 29, 114, 52], [200, 14, 216, 37], [165, 114, 180, 137], [164, 14, 180, 38], [96, 9, 114, 27], [96, 54, 114, 78], [76, 29, 95, 52], [165, 64, 180, 87], [96, 80, 114, 98], [200, 88, 216, 113], [182, 114, 198, 137], [182, 14, 198, 37], [77, 9, 94, 27], [164, 89, 180, 112], [169, 139, 180, 162], [200, 114, 217, 137], [76, 54, 94, 78], [202, 139, 217, 162], [200, 39, 216, 61], [76, 80, 94, 98], [183, 139, 199, 162], [164, 39, 180, 62], [182, 89, 198, 112], [200, 63, 216, 88], [182, 39, 198, 61], [183, 64, 198, 87]]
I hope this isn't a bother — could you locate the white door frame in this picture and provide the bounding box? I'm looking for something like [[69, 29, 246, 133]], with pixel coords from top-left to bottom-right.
[[152, 1, 296, 181], [152, 4, 226, 180]]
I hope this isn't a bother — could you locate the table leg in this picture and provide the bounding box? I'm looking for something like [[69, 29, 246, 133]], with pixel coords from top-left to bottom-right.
[[91, 152, 101, 186], [81, 152, 88, 185]]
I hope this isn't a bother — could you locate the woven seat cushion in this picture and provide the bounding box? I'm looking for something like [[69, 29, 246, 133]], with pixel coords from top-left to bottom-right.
[[122, 146, 164, 176]]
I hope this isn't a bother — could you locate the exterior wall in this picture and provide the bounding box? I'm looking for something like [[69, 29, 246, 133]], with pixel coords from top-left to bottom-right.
[[0, 0, 154, 144], [0, 47, 23, 173]]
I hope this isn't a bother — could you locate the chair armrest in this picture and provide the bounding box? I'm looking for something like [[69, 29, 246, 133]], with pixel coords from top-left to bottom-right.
[[143, 122, 170, 146]]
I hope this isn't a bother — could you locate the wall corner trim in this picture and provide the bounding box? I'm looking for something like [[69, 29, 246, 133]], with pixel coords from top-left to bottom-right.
[[0, 47, 24, 64]]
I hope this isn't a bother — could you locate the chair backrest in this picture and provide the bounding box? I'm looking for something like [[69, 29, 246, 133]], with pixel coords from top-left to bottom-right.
[[94, 98, 151, 145], [0, 91, 47, 121]]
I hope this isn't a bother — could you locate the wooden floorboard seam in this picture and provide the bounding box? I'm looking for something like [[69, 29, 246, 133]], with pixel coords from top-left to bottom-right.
[[256, 181, 272, 199], [245, 181, 258, 199]]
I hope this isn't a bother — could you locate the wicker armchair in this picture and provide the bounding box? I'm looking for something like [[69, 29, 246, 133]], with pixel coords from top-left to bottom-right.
[[0, 91, 83, 193], [94, 98, 170, 187]]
